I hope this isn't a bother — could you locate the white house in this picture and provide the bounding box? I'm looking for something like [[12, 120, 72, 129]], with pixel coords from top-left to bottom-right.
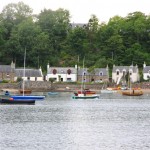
[[143, 62, 150, 80], [112, 64, 139, 84], [46, 63, 77, 82], [14, 67, 44, 81]]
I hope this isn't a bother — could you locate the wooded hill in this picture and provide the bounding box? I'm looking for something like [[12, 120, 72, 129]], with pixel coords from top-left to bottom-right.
[[0, 2, 150, 73]]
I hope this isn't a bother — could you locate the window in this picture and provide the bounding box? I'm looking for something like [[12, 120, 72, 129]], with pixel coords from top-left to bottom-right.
[[83, 72, 86, 76], [35, 77, 37, 81], [117, 71, 119, 75], [67, 78, 72, 82], [27, 77, 30, 80], [53, 69, 57, 74], [99, 72, 103, 76], [67, 69, 71, 75], [6, 73, 9, 76]]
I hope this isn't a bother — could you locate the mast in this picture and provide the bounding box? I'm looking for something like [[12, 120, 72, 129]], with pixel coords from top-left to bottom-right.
[[23, 47, 26, 96], [81, 57, 85, 93]]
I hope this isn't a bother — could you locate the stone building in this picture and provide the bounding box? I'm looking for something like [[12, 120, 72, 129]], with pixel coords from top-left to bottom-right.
[[0, 61, 15, 82]]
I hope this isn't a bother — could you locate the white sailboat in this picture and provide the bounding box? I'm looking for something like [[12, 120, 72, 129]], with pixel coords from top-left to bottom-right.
[[72, 58, 99, 99]]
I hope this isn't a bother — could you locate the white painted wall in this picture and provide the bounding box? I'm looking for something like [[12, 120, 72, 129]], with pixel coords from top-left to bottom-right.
[[47, 73, 77, 82]]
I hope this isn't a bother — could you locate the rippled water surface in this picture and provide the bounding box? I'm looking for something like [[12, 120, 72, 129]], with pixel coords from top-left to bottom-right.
[[0, 92, 150, 150]]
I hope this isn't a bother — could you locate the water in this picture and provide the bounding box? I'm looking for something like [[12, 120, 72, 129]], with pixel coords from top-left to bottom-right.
[[0, 92, 150, 150]]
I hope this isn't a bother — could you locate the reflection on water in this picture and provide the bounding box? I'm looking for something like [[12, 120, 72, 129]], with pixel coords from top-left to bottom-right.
[[0, 92, 150, 150]]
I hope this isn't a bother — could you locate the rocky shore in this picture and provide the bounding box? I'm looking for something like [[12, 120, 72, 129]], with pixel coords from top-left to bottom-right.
[[0, 81, 150, 93]]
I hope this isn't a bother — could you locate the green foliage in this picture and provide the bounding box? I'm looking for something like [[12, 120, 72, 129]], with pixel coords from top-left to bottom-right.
[[49, 78, 55, 83], [0, 2, 150, 72], [16, 77, 22, 82]]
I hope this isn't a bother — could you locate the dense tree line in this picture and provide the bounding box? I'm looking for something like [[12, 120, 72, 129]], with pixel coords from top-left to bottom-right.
[[0, 2, 150, 72]]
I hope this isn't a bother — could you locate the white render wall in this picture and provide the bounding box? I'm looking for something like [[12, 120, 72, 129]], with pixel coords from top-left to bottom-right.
[[47, 73, 77, 82], [112, 72, 139, 83], [143, 73, 150, 80]]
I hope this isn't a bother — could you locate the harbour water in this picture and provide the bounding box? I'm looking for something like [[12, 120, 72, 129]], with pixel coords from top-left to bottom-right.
[[0, 92, 150, 150]]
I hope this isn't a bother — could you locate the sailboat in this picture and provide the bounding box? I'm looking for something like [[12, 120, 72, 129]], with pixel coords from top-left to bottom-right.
[[72, 59, 99, 99], [1, 48, 45, 104]]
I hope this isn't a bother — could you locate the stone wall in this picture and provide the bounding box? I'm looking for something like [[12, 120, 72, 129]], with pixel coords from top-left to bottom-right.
[[0, 81, 149, 92]]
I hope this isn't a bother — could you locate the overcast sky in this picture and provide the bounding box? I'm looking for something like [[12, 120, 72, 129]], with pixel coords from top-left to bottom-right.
[[0, 0, 150, 23]]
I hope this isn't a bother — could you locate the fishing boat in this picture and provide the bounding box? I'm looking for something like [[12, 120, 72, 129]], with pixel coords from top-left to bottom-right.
[[72, 59, 99, 99], [1, 48, 45, 104]]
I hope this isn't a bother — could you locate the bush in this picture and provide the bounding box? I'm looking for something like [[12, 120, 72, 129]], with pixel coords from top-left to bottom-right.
[[17, 77, 22, 82], [2, 80, 9, 83]]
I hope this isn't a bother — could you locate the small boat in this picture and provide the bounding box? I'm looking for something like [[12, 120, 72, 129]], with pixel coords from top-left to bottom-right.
[[48, 92, 58, 95], [100, 89, 116, 94], [19, 89, 32, 94], [0, 95, 45, 104], [0, 97, 35, 104], [122, 90, 143, 96], [72, 93, 99, 99]]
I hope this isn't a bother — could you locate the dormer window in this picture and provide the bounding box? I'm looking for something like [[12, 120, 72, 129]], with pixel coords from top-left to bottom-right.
[[83, 72, 86, 76], [67, 69, 71, 75], [99, 72, 103, 76], [53, 69, 57, 74], [116, 71, 119, 75]]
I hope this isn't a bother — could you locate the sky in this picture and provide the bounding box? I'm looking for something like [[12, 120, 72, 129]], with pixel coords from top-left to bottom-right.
[[0, 0, 150, 23]]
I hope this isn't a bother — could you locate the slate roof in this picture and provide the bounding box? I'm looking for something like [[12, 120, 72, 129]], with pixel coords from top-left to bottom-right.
[[78, 68, 90, 76], [48, 67, 77, 74], [143, 66, 150, 73], [112, 65, 138, 73], [94, 68, 108, 76], [15, 69, 42, 77], [0, 65, 14, 72]]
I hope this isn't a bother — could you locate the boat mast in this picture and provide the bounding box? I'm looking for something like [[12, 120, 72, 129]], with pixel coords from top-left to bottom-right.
[[81, 58, 85, 93], [23, 47, 26, 96]]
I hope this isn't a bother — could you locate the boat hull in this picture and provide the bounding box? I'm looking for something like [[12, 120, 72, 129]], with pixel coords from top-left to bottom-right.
[[48, 92, 58, 95], [0, 98, 35, 104], [72, 95, 99, 99], [122, 91, 143, 96], [11, 95, 45, 100]]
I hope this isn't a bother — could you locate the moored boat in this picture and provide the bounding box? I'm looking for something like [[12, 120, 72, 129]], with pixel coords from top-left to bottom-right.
[[0, 95, 45, 104], [122, 90, 143, 96], [72, 93, 99, 99], [48, 92, 58, 95]]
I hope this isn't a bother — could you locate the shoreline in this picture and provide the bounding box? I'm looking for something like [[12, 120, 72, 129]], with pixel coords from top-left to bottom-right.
[[1, 88, 150, 94]]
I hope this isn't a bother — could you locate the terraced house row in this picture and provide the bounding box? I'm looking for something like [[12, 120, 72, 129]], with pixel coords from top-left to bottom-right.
[[0, 62, 150, 84]]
